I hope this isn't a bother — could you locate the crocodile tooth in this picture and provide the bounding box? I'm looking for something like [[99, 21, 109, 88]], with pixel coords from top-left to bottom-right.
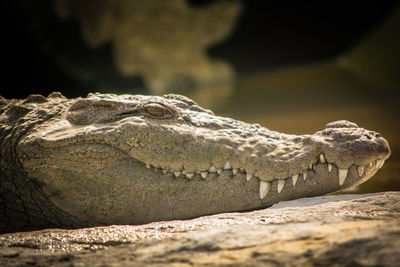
[[358, 166, 364, 177], [246, 173, 253, 181], [320, 154, 326, 163], [328, 163, 332, 172], [378, 159, 384, 168], [232, 168, 238, 175], [277, 180, 285, 193], [224, 162, 231, 169], [209, 166, 217, 173], [375, 159, 380, 168], [200, 172, 207, 179], [174, 171, 181, 177], [259, 181, 270, 199], [146, 164, 151, 169], [162, 169, 167, 174], [291, 174, 298, 186], [217, 169, 222, 175], [186, 173, 194, 179], [369, 162, 373, 167], [312, 164, 316, 171], [309, 163, 313, 169], [338, 169, 348, 185], [303, 172, 307, 180]]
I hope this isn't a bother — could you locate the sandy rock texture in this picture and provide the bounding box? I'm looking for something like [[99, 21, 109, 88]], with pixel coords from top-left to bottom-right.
[[1, 192, 399, 266]]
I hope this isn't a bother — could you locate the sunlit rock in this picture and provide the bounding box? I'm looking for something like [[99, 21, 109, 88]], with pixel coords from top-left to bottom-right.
[[0, 192, 399, 266]]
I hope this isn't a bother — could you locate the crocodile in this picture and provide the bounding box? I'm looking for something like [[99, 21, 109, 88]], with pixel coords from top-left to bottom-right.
[[0, 92, 391, 234]]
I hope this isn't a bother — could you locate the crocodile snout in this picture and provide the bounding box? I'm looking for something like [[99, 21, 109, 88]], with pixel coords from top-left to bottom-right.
[[323, 120, 390, 159], [374, 133, 391, 160], [314, 120, 391, 169]]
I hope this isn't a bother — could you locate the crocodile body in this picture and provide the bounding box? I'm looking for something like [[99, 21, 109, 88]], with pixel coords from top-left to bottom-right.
[[0, 92, 391, 233]]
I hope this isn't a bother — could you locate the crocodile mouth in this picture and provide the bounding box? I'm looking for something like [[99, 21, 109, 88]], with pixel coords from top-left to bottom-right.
[[25, 141, 386, 200], [23, 139, 387, 201], [20, 118, 390, 203], [139, 152, 386, 200]]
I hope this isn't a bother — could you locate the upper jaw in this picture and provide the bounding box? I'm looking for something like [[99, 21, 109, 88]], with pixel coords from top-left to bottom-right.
[[123, 126, 390, 188], [131, 121, 391, 192]]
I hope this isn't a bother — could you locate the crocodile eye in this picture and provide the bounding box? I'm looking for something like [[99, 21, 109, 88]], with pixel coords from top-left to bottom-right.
[[142, 103, 175, 119]]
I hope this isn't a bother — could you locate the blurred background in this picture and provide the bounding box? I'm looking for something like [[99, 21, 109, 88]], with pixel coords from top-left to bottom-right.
[[2, 0, 400, 193]]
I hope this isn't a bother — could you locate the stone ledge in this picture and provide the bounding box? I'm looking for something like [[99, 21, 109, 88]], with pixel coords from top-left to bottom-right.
[[1, 192, 399, 266]]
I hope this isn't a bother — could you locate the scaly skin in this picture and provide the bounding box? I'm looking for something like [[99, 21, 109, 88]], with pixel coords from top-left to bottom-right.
[[0, 92, 391, 233]]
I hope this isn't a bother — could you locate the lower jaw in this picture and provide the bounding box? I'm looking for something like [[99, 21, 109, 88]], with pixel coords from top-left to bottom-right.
[[135, 159, 382, 223], [129, 161, 380, 224], [30, 157, 382, 225]]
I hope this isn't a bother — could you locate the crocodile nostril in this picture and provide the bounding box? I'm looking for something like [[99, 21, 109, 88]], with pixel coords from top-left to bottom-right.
[[364, 134, 372, 140], [375, 133, 381, 138]]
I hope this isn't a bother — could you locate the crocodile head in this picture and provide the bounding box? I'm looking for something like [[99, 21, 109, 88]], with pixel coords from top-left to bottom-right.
[[17, 93, 391, 225]]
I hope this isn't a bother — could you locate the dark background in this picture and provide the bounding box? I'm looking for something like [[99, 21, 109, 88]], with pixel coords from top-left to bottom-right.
[[1, 0, 398, 99]]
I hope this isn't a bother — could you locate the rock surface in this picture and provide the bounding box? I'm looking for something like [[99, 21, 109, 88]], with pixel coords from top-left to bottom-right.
[[1, 192, 399, 266]]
